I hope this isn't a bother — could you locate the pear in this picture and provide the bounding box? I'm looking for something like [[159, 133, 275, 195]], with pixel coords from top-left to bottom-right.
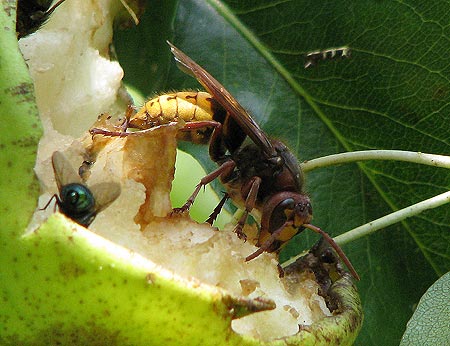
[[0, 1, 362, 345]]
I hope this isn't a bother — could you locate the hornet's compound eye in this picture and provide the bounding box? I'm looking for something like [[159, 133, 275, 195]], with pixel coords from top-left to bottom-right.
[[270, 194, 313, 227], [278, 198, 296, 212]]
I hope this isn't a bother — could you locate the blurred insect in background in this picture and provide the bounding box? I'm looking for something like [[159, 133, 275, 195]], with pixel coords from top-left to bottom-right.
[[304, 46, 351, 68], [16, 0, 139, 38], [16, 0, 67, 38], [42, 151, 121, 227]]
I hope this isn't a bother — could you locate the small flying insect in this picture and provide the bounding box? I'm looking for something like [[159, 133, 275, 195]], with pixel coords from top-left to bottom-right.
[[165, 42, 359, 280], [16, 0, 67, 38], [43, 151, 121, 227], [304, 46, 351, 68]]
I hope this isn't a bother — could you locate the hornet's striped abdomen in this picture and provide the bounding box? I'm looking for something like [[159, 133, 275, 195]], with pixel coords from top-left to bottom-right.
[[129, 91, 223, 143]]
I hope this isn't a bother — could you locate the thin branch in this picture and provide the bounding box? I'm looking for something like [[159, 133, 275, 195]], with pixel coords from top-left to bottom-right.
[[301, 150, 450, 173], [334, 190, 450, 246], [279, 150, 450, 265], [281, 190, 450, 268]]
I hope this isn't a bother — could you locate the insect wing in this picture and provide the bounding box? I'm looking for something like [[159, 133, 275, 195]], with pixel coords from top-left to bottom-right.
[[51, 151, 83, 191], [167, 41, 276, 158], [89, 182, 121, 213]]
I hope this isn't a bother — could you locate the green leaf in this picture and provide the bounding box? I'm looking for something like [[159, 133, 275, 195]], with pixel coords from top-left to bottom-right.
[[114, 0, 179, 94], [114, 1, 450, 345], [400, 271, 450, 346]]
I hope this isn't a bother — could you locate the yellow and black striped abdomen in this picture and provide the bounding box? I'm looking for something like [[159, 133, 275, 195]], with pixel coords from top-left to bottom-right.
[[129, 91, 220, 143]]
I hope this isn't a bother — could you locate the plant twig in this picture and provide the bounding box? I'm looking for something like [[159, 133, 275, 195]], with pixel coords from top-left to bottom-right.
[[334, 190, 450, 246], [301, 150, 450, 172], [281, 190, 450, 268], [281, 150, 450, 267]]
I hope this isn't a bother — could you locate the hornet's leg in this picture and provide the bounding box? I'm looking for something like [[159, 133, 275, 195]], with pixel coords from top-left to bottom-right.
[[233, 176, 262, 241], [172, 160, 236, 214], [119, 104, 134, 131], [245, 220, 293, 262], [206, 193, 229, 225], [173, 120, 231, 215], [90, 104, 135, 137]]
